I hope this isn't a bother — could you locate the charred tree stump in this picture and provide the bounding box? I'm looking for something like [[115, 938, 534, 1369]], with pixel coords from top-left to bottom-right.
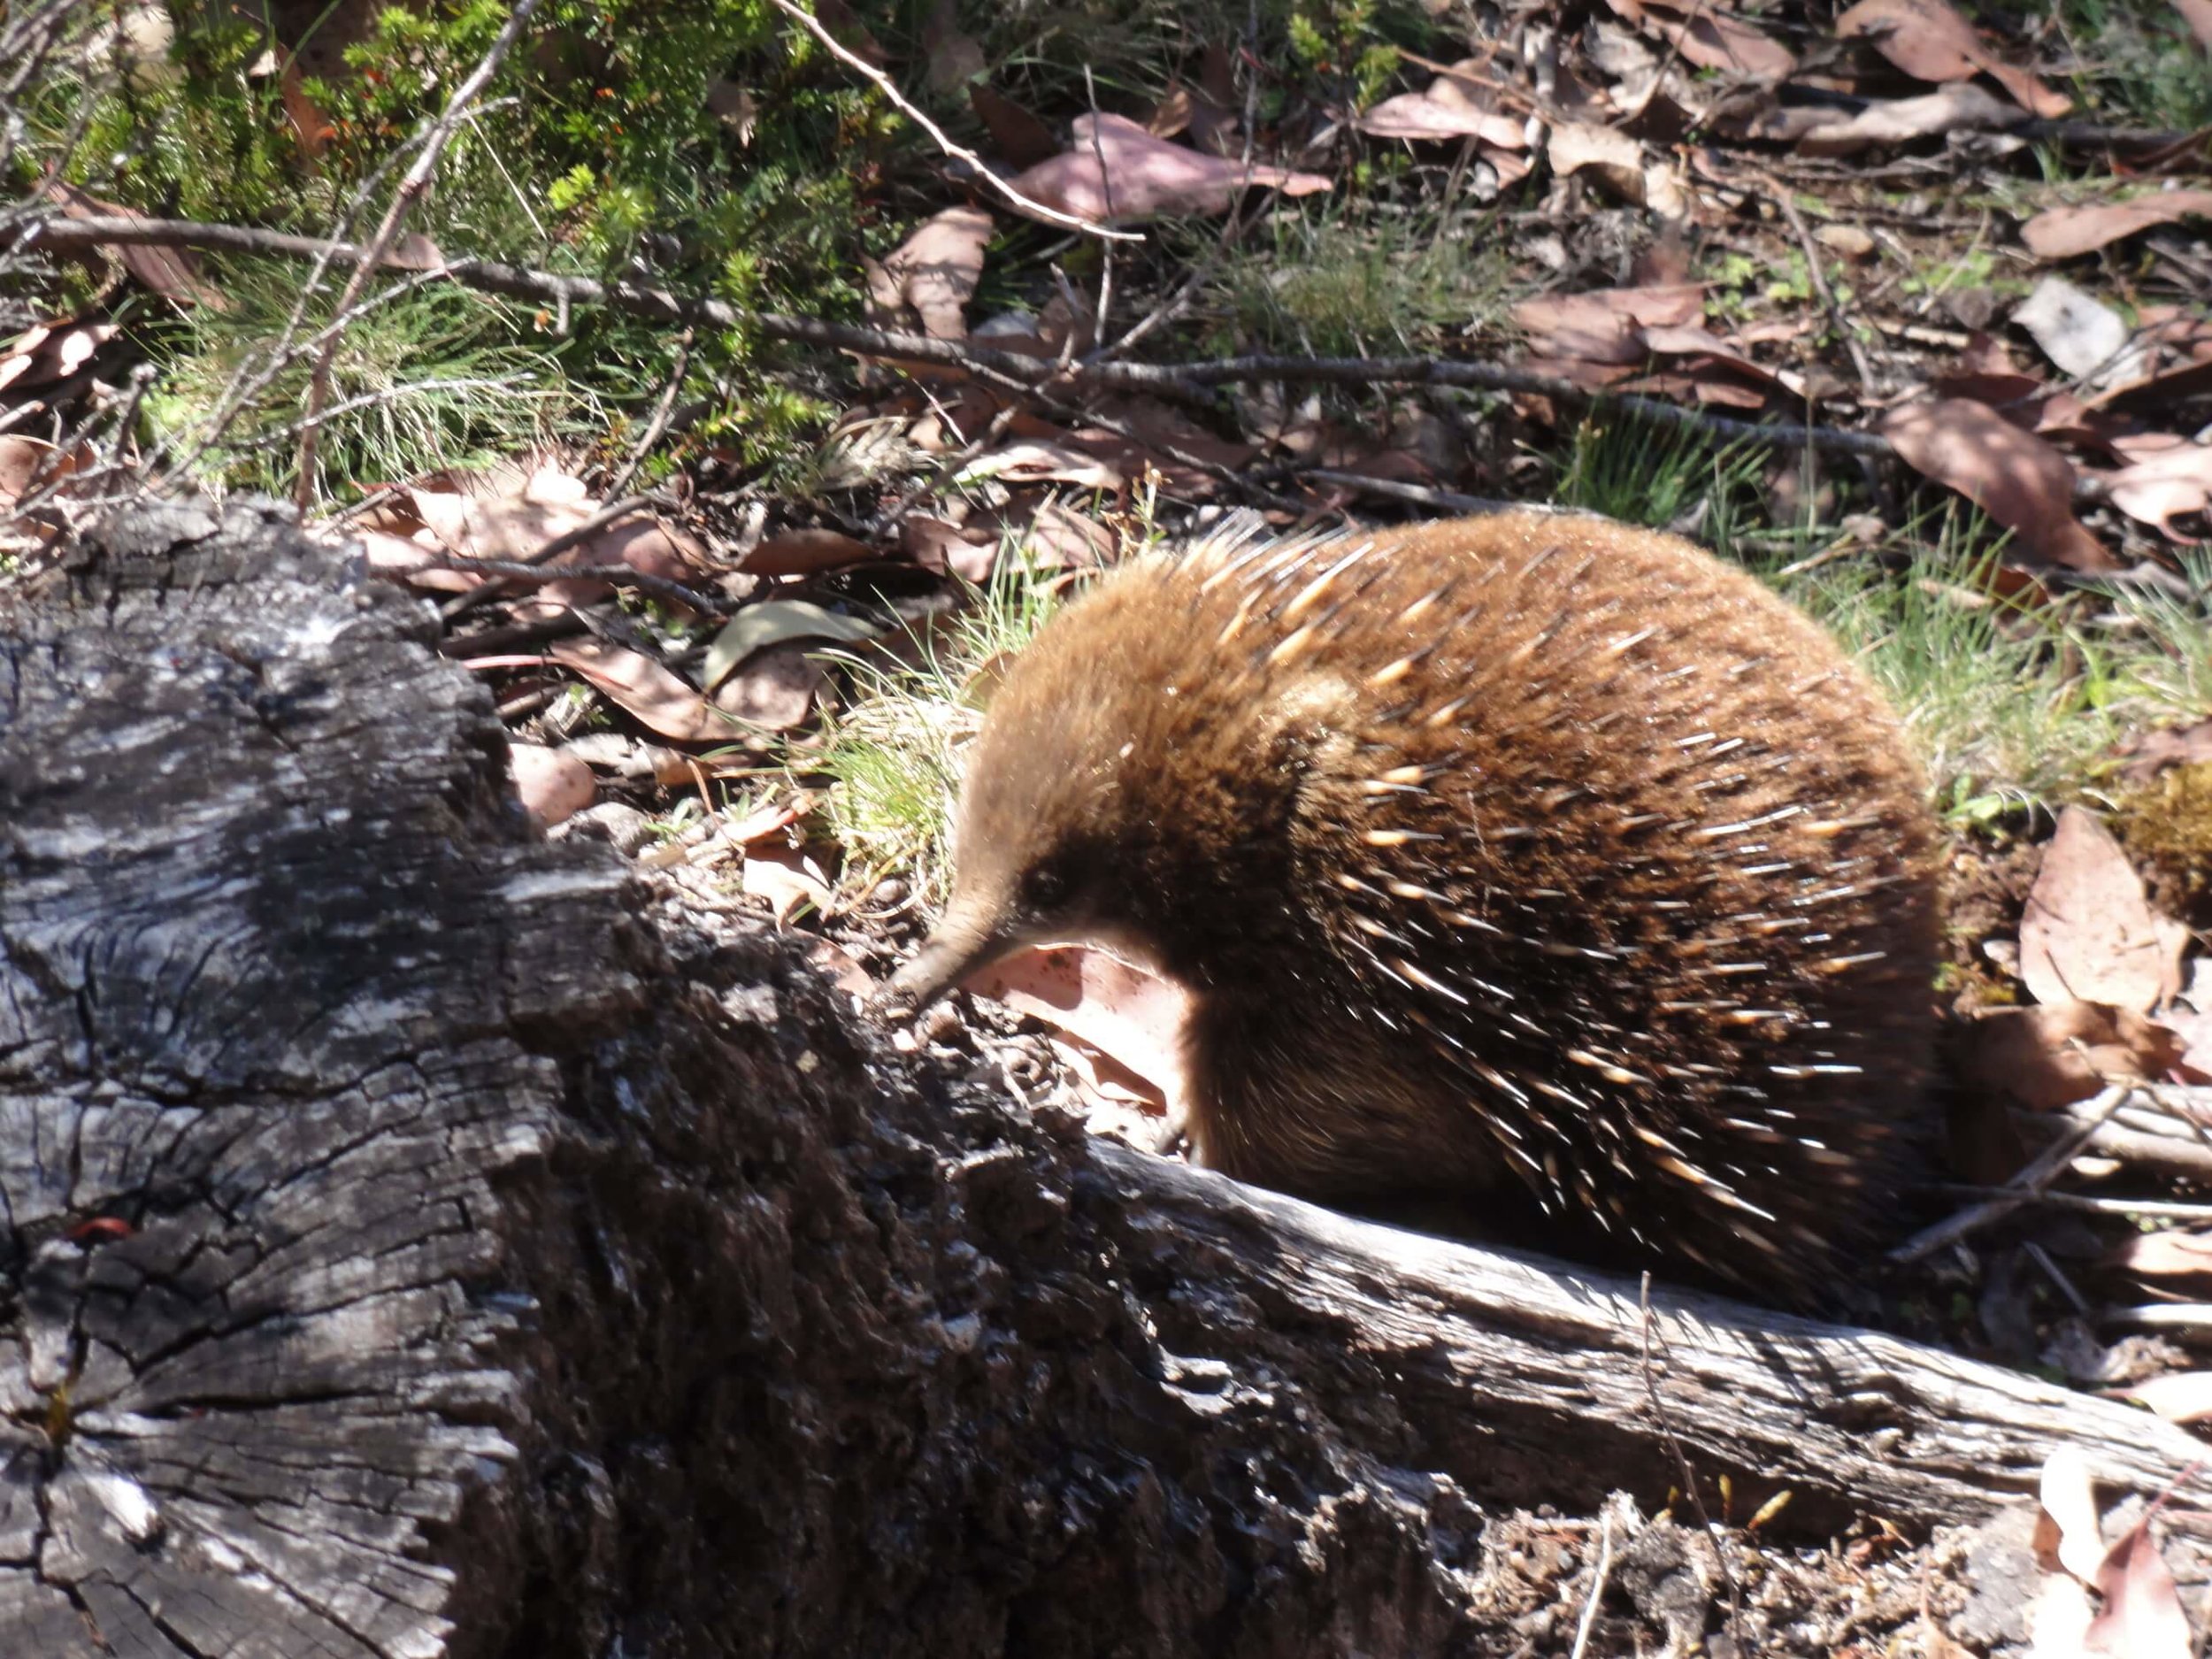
[[1, 500, 2204, 1657]]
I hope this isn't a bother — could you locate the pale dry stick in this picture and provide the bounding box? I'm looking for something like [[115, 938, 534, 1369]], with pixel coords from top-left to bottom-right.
[[761, 0, 1138, 244], [1751, 166, 1882, 401], [1941, 1188, 2212, 1223], [1889, 1084, 2136, 1265], [1080, 65, 1116, 342], [1636, 1274, 1743, 1642], [293, 0, 546, 508], [2109, 1304, 2212, 1332], [1566, 1506, 1617, 1659]]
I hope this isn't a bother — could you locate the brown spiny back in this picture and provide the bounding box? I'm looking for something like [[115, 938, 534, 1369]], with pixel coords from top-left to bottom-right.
[[918, 511, 1940, 1303]]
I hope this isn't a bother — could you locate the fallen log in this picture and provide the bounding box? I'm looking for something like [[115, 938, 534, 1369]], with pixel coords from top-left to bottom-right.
[[0, 499, 2201, 1656]]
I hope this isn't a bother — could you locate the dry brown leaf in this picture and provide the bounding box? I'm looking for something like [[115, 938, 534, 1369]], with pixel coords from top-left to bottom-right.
[[2091, 354, 2212, 415], [876, 206, 994, 341], [509, 742, 595, 826], [1955, 1002, 2184, 1111], [2035, 1447, 2108, 1585], [965, 944, 1193, 1116], [2021, 807, 2184, 1012], [2108, 1371, 2212, 1425], [1793, 81, 2020, 156], [48, 182, 227, 308], [2023, 189, 2212, 260], [1606, 0, 1796, 79], [1636, 322, 1811, 403], [403, 466, 702, 585], [1880, 399, 2115, 572], [1836, 0, 2070, 117], [2099, 439, 2212, 541], [712, 644, 824, 732], [1547, 121, 1647, 202], [963, 435, 1125, 489], [1005, 112, 1331, 225], [742, 845, 836, 924], [2120, 718, 2212, 784], [1511, 283, 1704, 364], [2089, 1520, 2192, 1659], [900, 514, 998, 581], [969, 84, 1058, 168], [0, 435, 81, 503], [1361, 65, 1526, 146], [549, 638, 729, 744], [2110, 1232, 2212, 1281], [743, 526, 877, 575], [379, 233, 446, 273], [0, 319, 116, 393], [919, 0, 985, 95], [1010, 501, 1116, 569]]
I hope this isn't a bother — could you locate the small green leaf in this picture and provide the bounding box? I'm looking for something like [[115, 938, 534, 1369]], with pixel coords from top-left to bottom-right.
[[703, 600, 880, 692]]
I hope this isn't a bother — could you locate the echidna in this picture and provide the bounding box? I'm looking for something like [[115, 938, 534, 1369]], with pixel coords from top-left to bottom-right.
[[892, 511, 1939, 1302]]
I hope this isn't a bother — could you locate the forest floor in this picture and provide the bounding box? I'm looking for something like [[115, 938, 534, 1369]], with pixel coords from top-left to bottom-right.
[[6, 0, 2212, 1649]]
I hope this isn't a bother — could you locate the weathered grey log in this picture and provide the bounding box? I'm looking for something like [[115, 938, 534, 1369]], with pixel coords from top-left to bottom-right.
[[0, 500, 2204, 1657]]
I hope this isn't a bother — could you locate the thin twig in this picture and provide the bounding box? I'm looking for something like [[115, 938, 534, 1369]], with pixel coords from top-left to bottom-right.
[[762, 0, 1138, 242], [1751, 166, 1880, 400], [1299, 468, 1525, 515], [1567, 1506, 1617, 1659], [1637, 1275, 1743, 1641], [604, 326, 695, 498], [19, 212, 2027, 479], [1888, 1085, 2137, 1265], [411, 554, 736, 615], [294, 0, 543, 507], [523, 493, 665, 565], [1081, 66, 1117, 341], [1937, 1187, 2212, 1223]]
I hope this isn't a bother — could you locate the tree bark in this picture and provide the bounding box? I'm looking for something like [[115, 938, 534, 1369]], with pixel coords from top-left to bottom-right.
[[0, 500, 2203, 1657]]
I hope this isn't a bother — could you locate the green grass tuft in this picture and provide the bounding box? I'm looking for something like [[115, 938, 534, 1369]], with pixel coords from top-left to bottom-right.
[[815, 545, 1067, 903]]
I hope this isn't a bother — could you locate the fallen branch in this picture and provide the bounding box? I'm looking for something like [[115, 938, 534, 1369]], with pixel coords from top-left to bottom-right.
[[11, 211, 2113, 492]]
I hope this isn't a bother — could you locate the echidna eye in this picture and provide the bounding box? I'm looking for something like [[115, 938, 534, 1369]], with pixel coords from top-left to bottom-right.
[[1020, 864, 1071, 913]]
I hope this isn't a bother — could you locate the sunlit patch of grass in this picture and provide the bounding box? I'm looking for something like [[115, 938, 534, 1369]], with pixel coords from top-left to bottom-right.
[[1211, 204, 1511, 359], [1777, 511, 2145, 826], [815, 543, 1068, 904], [1548, 416, 1770, 538], [145, 264, 588, 498], [2045, 0, 2212, 133]]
